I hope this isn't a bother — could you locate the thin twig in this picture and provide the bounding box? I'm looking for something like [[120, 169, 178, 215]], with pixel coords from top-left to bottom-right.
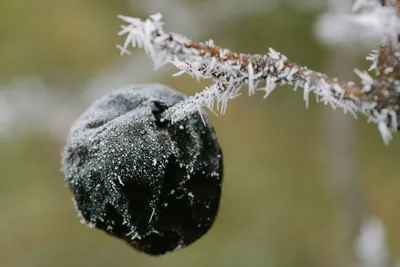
[[117, 13, 400, 144]]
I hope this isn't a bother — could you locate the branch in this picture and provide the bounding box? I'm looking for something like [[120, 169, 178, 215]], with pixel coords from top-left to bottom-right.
[[117, 13, 400, 144]]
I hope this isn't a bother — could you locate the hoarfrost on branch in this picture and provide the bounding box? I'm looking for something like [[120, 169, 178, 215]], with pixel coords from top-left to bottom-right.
[[117, 3, 400, 144]]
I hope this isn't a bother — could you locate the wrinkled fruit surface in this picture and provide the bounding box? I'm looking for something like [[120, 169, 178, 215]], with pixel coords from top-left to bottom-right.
[[61, 84, 223, 255]]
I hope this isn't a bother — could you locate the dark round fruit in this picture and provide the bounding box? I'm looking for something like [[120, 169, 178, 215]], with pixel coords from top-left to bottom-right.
[[61, 84, 223, 255]]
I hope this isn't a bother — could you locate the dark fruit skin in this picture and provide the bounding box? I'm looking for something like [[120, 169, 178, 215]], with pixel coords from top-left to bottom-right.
[[61, 84, 223, 255]]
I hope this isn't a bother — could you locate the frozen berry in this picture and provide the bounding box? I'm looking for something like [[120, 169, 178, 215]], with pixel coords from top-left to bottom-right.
[[61, 84, 223, 255]]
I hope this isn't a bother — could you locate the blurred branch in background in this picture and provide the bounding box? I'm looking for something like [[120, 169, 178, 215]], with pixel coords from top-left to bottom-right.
[[323, 0, 364, 265]]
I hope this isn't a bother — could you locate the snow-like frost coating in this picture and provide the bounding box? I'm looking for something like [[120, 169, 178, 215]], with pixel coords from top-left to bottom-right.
[[61, 84, 223, 255]]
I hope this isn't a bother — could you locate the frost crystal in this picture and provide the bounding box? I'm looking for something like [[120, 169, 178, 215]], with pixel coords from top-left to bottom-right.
[[61, 84, 223, 255]]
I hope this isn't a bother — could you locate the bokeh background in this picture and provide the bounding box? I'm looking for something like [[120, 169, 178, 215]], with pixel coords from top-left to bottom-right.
[[1, 0, 400, 267]]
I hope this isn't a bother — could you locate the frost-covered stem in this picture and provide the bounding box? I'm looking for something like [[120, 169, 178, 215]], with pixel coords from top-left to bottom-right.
[[118, 13, 400, 144]]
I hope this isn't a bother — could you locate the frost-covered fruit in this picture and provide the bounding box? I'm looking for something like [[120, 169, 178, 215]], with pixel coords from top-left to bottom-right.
[[61, 84, 223, 255]]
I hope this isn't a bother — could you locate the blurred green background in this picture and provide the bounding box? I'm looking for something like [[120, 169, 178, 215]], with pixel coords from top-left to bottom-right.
[[1, 0, 400, 267]]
